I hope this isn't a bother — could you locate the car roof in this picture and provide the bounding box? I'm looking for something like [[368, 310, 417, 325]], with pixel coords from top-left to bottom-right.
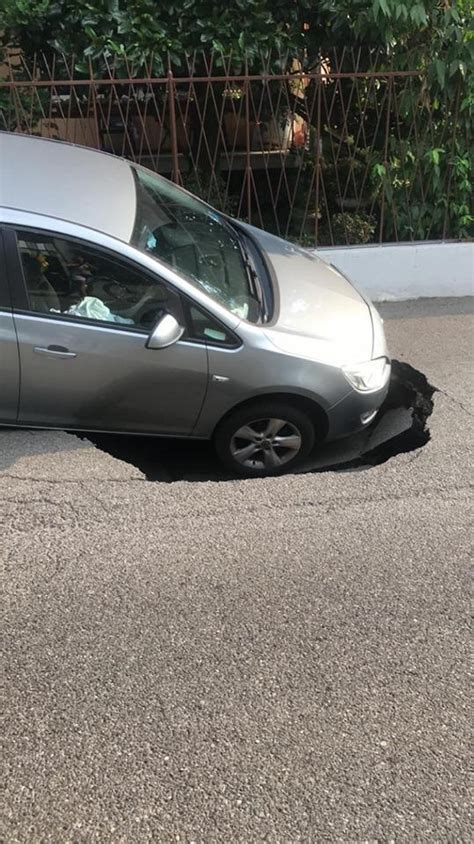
[[0, 132, 137, 242]]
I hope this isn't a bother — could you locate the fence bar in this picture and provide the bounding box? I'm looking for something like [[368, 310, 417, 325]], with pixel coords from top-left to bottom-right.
[[167, 68, 181, 184], [379, 76, 393, 244], [442, 80, 461, 240], [0, 70, 425, 88], [0, 50, 462, 247], [314, 75, 322, 243], [244, 79, 252, 223], [89, 58, 101, 150]]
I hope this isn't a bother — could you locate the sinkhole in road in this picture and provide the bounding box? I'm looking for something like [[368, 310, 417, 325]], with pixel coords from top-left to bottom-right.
[[84, 361, 435, 482]]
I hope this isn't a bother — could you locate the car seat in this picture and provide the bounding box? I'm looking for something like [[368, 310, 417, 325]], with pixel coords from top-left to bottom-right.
[[21, 253, 61, 313]]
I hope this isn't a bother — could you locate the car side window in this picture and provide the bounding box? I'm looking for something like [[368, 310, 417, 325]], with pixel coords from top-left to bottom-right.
[[15, 231, 184, 332], [0, 231, 11, 310], [186, 302, 240, 348]]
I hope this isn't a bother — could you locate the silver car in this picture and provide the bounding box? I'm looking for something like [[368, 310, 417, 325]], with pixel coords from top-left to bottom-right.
[[0, 133, 390, 477]]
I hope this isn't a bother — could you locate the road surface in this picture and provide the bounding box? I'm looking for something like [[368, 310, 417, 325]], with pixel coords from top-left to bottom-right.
[[1, 298, 472, 842]]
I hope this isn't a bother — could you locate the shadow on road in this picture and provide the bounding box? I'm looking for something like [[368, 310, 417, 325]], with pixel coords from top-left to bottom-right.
[[83, 360, 435, 482], [0, 361, 434, 481]]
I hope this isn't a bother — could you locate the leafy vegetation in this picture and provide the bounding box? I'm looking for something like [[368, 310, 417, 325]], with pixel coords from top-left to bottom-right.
[[330, 212, 376, 245], [1, 1, 472, 242], [1, 1, 305, 72], [2, 1, 472, 75]]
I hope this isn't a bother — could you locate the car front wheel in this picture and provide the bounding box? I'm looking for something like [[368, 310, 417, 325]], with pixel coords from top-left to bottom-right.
[[214, 401, 315, 477]]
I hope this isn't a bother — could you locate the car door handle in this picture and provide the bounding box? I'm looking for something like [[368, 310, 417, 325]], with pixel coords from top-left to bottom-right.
[[34, 345, 77, 359]]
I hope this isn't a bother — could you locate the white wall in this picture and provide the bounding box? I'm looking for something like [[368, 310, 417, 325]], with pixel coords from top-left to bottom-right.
[[314, 241, 473, 302]]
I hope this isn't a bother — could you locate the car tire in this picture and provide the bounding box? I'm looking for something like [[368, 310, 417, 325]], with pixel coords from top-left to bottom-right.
[[214, 400, 316, 477]]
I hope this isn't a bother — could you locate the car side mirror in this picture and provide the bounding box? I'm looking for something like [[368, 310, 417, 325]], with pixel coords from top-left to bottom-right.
[[146, 313, 184, 349]]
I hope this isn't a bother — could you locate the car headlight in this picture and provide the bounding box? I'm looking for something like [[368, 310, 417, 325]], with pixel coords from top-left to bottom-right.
[[342, 357, 391, 393]]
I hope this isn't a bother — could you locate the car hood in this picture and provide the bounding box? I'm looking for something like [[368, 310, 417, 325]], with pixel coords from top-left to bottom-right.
[[243, 225, 374, 366]]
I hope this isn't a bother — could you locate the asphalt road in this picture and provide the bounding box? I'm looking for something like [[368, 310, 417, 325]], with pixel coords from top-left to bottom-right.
[[1, 298, 472, 842]]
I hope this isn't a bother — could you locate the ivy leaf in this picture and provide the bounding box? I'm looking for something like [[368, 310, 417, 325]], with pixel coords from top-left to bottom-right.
[[373, 163, 387, 179], [373, 0, 390, 18], [410, 4, 428, 26], [434, 59, 445, 88], [450, 59, 466, 77]]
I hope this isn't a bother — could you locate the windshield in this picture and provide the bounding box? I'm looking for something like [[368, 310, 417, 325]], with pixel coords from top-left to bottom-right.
[[130, 167, 262, 322]]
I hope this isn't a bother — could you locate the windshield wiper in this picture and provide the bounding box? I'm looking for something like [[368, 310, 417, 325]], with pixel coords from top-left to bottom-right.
[[230, 225, 266, 320]]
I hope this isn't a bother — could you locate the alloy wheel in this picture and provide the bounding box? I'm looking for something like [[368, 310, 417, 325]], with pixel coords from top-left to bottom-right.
[[230, 417, 303, 470]]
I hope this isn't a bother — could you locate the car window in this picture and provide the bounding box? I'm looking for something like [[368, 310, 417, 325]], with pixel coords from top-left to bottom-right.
[[0, 231, 11, 310], [186, 303, 240, 347], [15, 231, 183, 332], [131, 167, 262, 323]]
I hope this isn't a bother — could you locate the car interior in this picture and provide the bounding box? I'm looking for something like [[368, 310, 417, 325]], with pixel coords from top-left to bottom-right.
[[17, 235, 179, 330]]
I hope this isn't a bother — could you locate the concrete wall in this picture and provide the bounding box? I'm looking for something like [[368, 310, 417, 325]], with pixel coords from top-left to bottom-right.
[[314, 241, 473, 302]]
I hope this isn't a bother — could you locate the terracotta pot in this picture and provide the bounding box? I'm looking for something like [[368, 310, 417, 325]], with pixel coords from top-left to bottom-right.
[[224, 113, 256, 150]]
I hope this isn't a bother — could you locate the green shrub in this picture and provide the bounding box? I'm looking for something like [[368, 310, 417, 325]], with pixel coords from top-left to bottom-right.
[[330, 212, 375, 245]]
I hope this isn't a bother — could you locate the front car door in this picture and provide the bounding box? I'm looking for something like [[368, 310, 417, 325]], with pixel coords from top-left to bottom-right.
[[4, 226, 208, 436], [0, 229, 20, 424]]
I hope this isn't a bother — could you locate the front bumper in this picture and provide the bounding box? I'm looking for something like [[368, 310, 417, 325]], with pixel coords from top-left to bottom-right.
[[325, 376, 391, 442]]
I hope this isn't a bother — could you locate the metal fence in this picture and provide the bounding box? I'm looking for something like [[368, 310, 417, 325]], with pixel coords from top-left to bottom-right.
[[0, 50, 464, 245]]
